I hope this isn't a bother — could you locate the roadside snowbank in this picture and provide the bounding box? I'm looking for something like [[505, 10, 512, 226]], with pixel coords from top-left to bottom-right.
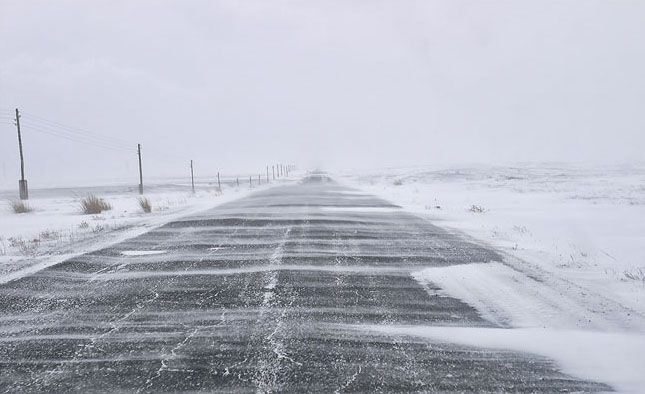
[[364, 325, 645, 394], [413, 262, 644, 331]]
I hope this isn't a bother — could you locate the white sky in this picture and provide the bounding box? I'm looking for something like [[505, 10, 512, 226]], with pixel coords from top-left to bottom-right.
[[1, 1, 644, 187]]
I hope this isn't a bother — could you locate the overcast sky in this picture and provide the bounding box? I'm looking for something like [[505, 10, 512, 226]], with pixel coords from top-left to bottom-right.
[[1, 0, 644, 187]]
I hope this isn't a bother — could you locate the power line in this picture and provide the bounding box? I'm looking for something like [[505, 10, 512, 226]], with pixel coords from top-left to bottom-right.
[[20, 120, 133, 151], [20, 113, 133, 148], [22, 120, 132, 149], [21, 112, 133, 146], [22, 122, 134, 152], [22, 122, 136, 153], [143, 149, 193, 165], [0, 109, 137, 152], [3, 109, 203, 172], [0, 117, 14, 126]]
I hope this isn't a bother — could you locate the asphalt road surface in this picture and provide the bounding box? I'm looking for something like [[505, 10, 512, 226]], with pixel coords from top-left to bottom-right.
[[0, 175, 610, 393]]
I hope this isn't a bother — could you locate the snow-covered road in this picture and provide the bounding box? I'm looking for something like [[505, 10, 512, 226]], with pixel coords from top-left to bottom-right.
[[0, 174, 626, 392]]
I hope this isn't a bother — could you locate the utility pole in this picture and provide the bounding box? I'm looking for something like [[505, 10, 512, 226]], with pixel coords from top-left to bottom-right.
[[217, 172, 221, 191], [190, 160, 195, 194], [137, 144, 144, 195], [14, 108, 28, 200]]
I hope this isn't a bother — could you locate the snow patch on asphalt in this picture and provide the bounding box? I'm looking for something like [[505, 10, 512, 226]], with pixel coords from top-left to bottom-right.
[[320, 207, 401, 213], [121, 250, 167, 256], [413, 262, 629, 330], [86, 264, 404, 281], [364, 325, 645, 394], [332, 190, 367, 195]]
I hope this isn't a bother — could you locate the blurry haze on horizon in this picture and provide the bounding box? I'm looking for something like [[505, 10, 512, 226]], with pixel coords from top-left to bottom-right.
[[1, 0, 644, 187]]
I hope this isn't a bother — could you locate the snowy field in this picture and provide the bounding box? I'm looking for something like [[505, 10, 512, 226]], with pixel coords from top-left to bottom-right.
[[0, 178, 277, 284], [339, 163, 645, 393]]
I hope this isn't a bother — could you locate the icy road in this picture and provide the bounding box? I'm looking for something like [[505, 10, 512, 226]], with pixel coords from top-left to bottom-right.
[[0, 175, 609, 393]]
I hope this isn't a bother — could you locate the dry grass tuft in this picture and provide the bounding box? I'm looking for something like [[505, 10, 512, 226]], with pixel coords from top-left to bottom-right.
[[8, 236, 39, 256], [9, 200, 32, 214], [80, 194, 112, 215], [138, 197, 152, 213], [624, 268, 645, 284], [469, 204, 487, 213]]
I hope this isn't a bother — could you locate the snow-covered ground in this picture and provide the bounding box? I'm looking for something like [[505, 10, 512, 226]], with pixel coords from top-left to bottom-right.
[[340, 163, 645, 393], [339, 163, 645, 322], [0, 179, 278, 284]]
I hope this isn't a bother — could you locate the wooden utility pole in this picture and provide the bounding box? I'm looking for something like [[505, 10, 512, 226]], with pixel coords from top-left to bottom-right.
[[137, 144, 144, 195], [190, 160, 195, 194], [14, 108, 28, 200]]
